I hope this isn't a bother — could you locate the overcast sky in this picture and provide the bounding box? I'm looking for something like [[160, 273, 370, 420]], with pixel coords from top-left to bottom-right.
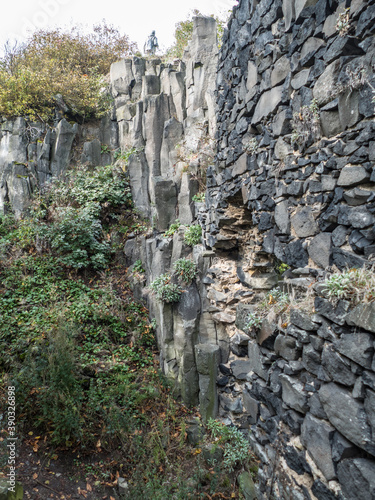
[[0, 0, 237, 55]]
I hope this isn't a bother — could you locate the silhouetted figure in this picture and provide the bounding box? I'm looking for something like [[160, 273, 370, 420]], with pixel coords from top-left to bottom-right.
[[144, 31, 159, 55]]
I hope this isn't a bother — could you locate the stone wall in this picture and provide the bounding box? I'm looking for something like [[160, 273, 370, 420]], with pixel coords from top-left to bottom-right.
[[202, 0, 375, 498]]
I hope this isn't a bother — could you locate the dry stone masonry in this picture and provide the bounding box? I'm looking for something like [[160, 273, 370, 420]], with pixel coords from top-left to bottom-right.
[[202, 0, 375, 498]]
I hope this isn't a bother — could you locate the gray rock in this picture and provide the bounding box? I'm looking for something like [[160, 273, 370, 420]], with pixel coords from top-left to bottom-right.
[[272, 109, 292, 136], [343, 187, 373, 206], [331, 248, 369, 270], [50, 119, 78, 177], [271, 56, 291, 87], [365, 389, 375, 434], [314, 297, 350, 325], [291, 207, 319, 237], [251, 85, 284, 124], [231, 359, 252, 380], [321, 344, 356, 386], [243, 390, 260, 423], [195, 343, 220, 422], [320, 110, 343, 138], [331, 225, 348, 247], [290, 309, 319, 331], [275, 334, 302, 361], [301, 413, 336, 480], [152, 177, 177, 231], [280, 374, 309, 414], [313, 60, 341, 106], [337, 459, 375, 500], [237, 268, 278, 289], [291, 69, 310, 90], [332, 431, 358, 463], [337, 165, 370, 187], [275, 200, 290, 234], [346, 303, 375, 333], [308, 232, 331, 269], [319, 383, 375, 456], [248, 341, 268, 380], [302, 344, 321, 376], [309, 392, 328, 419], [238, 471, 257, 500], [335, 332, 373, 369]]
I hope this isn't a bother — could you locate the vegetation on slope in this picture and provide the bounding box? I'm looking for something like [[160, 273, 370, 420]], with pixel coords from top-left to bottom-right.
[[0, 163, 256, 498]]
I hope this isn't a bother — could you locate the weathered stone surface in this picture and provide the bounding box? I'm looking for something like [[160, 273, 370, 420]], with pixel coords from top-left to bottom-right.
[[290, 309, 319, 332], [238, 471, 257, 500], [271, 56, 291, 87], [50, 119, 78, 177], [319, 383, 375, 456], [280, 374, 309, 414], [314, 297, 350, 325], [301, 413, 336, 480], [346, 303, 375, 333], [334, 332, 373, 369], [331, 247, 369, 270], [308, 232, 331, 269], [195, 344, 220, 421], [248, 341, 268, 380], [321, 344, 356, 386], [291, 207, 319, 237], [313, 60, 341, 106], [275, 200, 290, 234], [302, 344, 321, 376], [337, 165, 370, 187], [237, 268, 278, 289], [337, 459, 375, 500], [251, 85, 284, 124], [231, 359, 251, 380], [275, 334, 301, 361]]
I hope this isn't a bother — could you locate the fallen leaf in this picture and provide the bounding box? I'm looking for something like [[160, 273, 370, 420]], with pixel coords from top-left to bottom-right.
[[32, 473, 38, 480], [86, 483, 92, 492]]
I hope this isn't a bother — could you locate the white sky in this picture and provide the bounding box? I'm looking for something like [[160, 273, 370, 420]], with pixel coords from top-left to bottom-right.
[[0, 0, 238, 55]]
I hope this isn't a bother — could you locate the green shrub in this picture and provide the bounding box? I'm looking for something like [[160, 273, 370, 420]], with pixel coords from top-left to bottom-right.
[[192, 193, 205, 202], [39, 203, 110, 270], [184, 224, 202, 246], [173, 258, 197, 285], [206, 419, 251, 471], [149, 274, 182, 303], [0, 22, 137, 122], [164, 220, 181, 238]]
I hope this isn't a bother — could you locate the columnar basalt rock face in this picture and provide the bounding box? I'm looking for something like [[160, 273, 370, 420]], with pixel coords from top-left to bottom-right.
[[0, 116, 117, 217], [202, 0, 375, 498], [116, 17, 220, 405]]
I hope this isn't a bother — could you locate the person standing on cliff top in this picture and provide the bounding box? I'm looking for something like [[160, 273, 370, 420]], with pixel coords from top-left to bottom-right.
[[144, 31, 159, 55]]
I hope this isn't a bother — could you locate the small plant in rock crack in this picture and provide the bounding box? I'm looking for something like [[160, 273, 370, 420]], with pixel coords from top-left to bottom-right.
[[173, 258, 197, 285], [245, 313, 262, 331], [336, 8, 351, 37], [163, 220, 181, 238], [244, 137, 258, 155], [149, 273, 182, 303], [323, 267, 375, 304], [192, 193, 205, 202], [206, 419, 251, 472], [184, 224, 202, 246], [133, 259, 145, 274], [291, 99, 320, 147]]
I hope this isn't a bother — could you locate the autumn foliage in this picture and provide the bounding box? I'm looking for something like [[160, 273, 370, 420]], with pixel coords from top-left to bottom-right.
[[0, 21, 137, 122]]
